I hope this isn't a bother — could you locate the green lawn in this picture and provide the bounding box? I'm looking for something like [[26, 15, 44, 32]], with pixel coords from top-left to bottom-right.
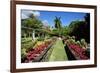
[[49, 39, 68, 61]]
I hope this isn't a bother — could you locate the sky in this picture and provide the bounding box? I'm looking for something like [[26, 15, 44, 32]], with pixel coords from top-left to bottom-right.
[[21, 10, 87, 27]]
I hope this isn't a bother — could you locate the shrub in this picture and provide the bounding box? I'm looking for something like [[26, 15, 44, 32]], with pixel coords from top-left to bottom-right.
[[21, 48, 27, 62], [80, 39, 87, 50], [76, 41, 81, 47], [37, 37, 44, 41]]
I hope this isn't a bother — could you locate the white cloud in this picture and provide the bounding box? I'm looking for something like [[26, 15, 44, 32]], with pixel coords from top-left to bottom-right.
[[33, 11, 40, 17], [21, 13, 29, 19], [42, 20, 49, 26], [21, 10, 40, 19]]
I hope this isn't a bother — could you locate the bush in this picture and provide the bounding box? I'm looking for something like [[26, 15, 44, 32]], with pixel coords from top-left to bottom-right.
[[37, 37, 44, 41], [21, 40, 38, 52], [21, 48, 27, 62], [76, 41, 81, 47], [80, 39, 87, 49]]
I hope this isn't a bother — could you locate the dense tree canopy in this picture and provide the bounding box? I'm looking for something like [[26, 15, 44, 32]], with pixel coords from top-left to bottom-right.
[[21, 14, 43, 38], [21, 12, 90, 43], [67, 13, 90, 43]]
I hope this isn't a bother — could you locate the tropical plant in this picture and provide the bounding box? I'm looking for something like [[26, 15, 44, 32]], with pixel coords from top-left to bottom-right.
[[54, 16, 62, 29]]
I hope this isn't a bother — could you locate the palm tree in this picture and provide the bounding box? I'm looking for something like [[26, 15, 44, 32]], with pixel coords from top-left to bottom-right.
[[54, 16, 62, 29], [54, 16, 62, 36]]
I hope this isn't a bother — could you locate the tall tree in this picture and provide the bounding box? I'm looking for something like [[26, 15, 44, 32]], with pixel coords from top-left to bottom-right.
[[68, 13, 90, 43], [54, 16, 62, 29], [21, 14, 43, 29], [21, 14, 43, 38], [84, 13, 90, 43]]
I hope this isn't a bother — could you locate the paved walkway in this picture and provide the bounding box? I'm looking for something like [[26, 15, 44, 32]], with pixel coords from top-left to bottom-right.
[[49, 39, 68, 61]]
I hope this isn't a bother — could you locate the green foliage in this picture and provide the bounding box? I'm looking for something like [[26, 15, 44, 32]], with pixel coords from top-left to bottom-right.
[[68, 20, 85, 33], [52, 26, 69, 36], [37, 37, 44, 41], [52, 29, 59, 36], [21, 38, 32, 43], [69, 38, 75, 44], [76, 41, 81, 47], [80, 38, 87, 48], [66, 13, 90, 43], [84, 13, 90, 25], [54, 16, 62, 29], [21, 18, 43, 28], [67, 20, 89, 43], [21, 14, 43, 38], [21, 39, 38, 52], [21, 48, 27, 62]]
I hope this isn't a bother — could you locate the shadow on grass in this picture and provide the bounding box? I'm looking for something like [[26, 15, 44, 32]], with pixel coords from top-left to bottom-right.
[[64, 45, 76, 60]]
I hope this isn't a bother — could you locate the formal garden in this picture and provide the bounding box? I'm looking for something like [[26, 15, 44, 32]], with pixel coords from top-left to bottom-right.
[[21, 10, 90, 63]]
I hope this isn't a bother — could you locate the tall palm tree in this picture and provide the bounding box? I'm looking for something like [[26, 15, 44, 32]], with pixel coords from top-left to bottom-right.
[[54, 16, 62, 29], [54, 16, 62, 36]]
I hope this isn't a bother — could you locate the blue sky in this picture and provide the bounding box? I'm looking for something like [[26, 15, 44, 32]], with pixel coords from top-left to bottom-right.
[[21, 10, 87, 27]]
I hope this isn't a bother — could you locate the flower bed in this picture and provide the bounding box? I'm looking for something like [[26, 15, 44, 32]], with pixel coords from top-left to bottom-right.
[[64, 36, 90, 60], [22, 40, 54, 63], [68, 44, 88, 60]]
